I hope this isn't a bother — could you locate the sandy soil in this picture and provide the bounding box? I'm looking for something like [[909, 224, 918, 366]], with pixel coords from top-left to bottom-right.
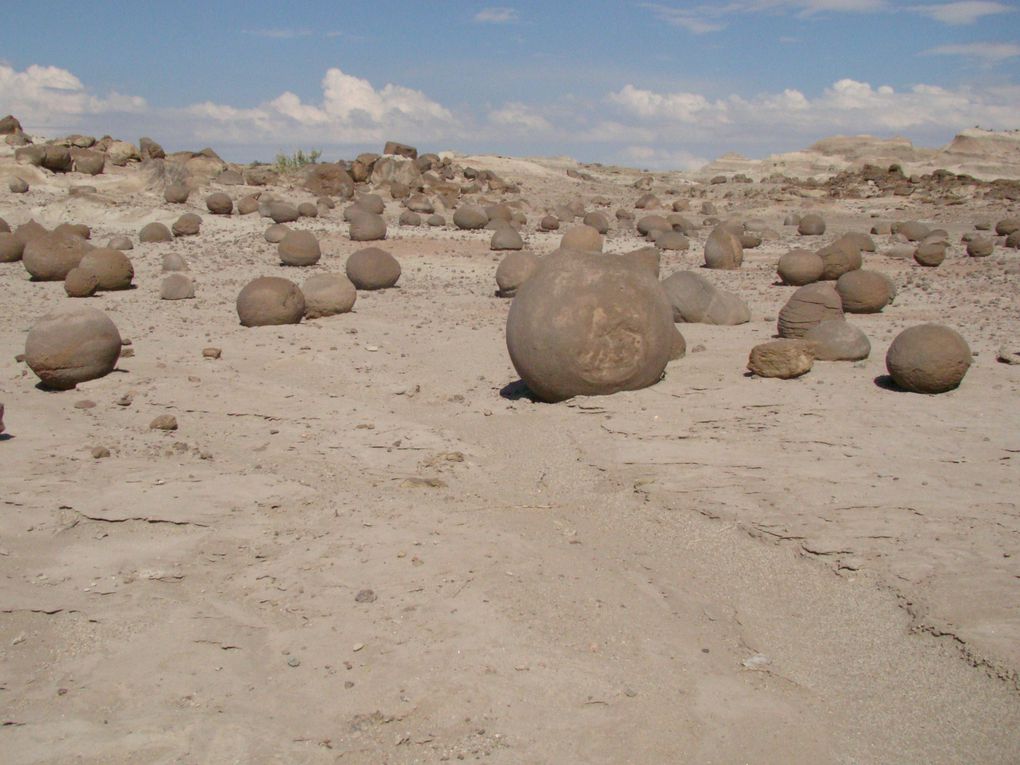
[[1, 143, 1019, 764]]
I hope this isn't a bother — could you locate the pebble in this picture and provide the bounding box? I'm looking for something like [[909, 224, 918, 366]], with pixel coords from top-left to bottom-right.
[[149, 415, 178, 431], [74, 400, 96, 409], [287, 656, 301, 667], [91, 446, 111, 459], [355, 589, 377, 603], [203, 347, 222, 359]]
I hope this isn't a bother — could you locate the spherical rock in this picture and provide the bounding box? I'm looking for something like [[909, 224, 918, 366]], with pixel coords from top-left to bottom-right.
[[784, 213, 801, 227], [636, 215, 671, 238], [206, 193, 233, 215], [842, 232, 876, 253], [0, 233, 23, 263], [78, 248, 134, 290], [670, 325, 687, 361], [269, 202, 300, 223], [582, 211, 609, 234], [297, 202, 318, 218], [399, 210, 422, 226], [348, 211, 387, 242], [748, 340, 813, 379], [53, 223, 91, 241], [491, 226, 524, 251], [505, 250, 675, 403], [560, 224, 603, 253], [264, 223, 290, 243], [797, 214, 825, 236], [107, 236, 133, 251], [426, 214, 445, 227], [495, 251, 541, 297], [1006, 231, 1020, 249], [139, 222, 173, 243], [778, 282, 844, 338], [660, 270, 750, 325], [355, 193, 385, 215], [237, 195, 260, 215], [966, 236, 994, 258], [777, 249, 824, 286], [834, 269, 890, 314], [9, 177, 29, 193], [406, 194, 434, 214], [164, 183, 190, 204], [886, 324, 971, 394], [278, 230, 322, 266], [236, 277, 305, 327], [703, 225, 743, 270], [72, 149, 105, 175], [160, 273, 195, 300], [914, 241, 946, 267], [620, 246, 661, 279], [64, 267, 98, 298], [346, 247, 401, 290], [995, 217, 1019, 236], [161, 252, 188, 272], [804, 320, 870, 361], [454, 206, 489, 230], [23, 232, 91, 281], [540, 215, 560, 231], [896, 221, 930, 242], [654, 230, 690, 251], [817, 236, 863, 281], [172, 213, 202, 237], [25, 306, 122, 390], [302, 273, 357, 319]]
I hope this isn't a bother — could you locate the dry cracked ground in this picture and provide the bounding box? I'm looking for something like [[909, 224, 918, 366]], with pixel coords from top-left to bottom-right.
[[1, 140, 1019, 764]]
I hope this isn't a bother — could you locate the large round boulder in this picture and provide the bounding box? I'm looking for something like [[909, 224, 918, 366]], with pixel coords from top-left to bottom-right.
[[264, 223, 290, 243], [78, 248, 134, 290], [817, 236, 863, 280], [24, 306, 122, 390], [560, 224, 603, 253], [269, 202, 300, 223], [495, 251, 541, 297], [835, 269, 891, 313], [0, 233, 23, 263], [797, 214, 826, 236], [139, 222, 173, 243], [302, 273, 357, 319], [778, 282, 844, 338], [966, 237, 994, 258], [777, 249, 824, 286], [348, 211, 387, 242], [660, 271, 750, 325], [23, 232, 91, 281], [703, 225, 743, 270], [636, 214, 671, 238], [454, 205, 489, 230], [172, 213, 202, 237], [913, 241, 946, 267], [206, 193, 233, 215], [491, 226, 524, 251], [885, 324, 971, 393], [64, 268, 98, 298], [346, 247, 401, 290], [236, 277, 305, 327], [995, 217, 1019, 236], [803, 320, 870, 361], [896, 221, 930, 242], [505, 250, 674, 403], [160, 273, 195, 300], [278, 230, 322, 267], [164, 183, 190, 204]]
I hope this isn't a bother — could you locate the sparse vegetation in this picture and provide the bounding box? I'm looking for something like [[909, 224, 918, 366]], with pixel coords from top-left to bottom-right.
[[273, 148, 322, 173]]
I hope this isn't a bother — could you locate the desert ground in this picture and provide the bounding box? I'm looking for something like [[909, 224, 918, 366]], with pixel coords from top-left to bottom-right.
[[1, 127, 1019, 764]]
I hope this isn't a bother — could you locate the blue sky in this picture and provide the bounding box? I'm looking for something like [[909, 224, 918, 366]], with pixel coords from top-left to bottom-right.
[[1, 1, 1017, 168]]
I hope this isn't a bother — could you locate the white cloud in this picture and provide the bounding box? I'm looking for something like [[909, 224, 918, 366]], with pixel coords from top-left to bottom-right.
[[909, 1, 1012, 24], [923, 41, 1020, 61], [488, 102, 553, 131], [474, 7, 518, 23], [616, 145, 708, 170], [0, 63, 146, 130]]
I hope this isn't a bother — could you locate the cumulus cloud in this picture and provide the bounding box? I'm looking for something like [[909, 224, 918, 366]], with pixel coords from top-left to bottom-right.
[[923, 41, 1020, 61], [909, 1, 1012, 25], [0, 63, 146, 131], [615, 145, 709, 170], [474, 7, 518, 23], [488, 102, 553, 131]]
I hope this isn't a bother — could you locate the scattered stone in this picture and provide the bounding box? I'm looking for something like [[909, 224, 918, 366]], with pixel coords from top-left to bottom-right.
[[269, 202, 300, 224], [150, 414, 178, 431], [348, 211, 387, 242], [23, 232, 91, 281], [886, 324, 971, 393], [297, 202, 318, 218], [540, 215, 560, 231], [72, 149, 105, 175], [582, 211, 610, 234], [966, 236, 994, 258], [91, 446, 111, 459], [398, 210, 422, 226], [346, 247, 401, 290], [203, 347, 222, 359], [636, 214, 671, 238], [25, 306, 122, 390], [64, 267, 98, 297], [426, 214, 445, 227], [896, 220, 930, 242], [748, 340, 813, 379], [778, 282, 844, 338], [236, 277, 305, 327], [804, 320, 870, 361], [79, 248, 134, 290], [817, 236, 863, 280], [164, 183, 190, 204], [505, 250, 674, 402], [454, 205, 489, 230], [107, 236, 133, 251], [9, 177, 29, 193], [777, 249, 824, 286], [703, 225, 743, 270], [172, 213, 202, 237], [835, 270, 892, 314], [495, 251, 541, 297], [206, 193, 233, 215], [162, 252, 188, 272], [139, 222, 173, 243], [74, 399, 96, 409], [798, 214, 825, 236], [302, 273, 357, 318], [0, 233, 24, 263], [914, 241, 946, 267], [355, 589, 377, 603], [560, 224, 603, 252], [264, 223, 291, 244], [996, 344, 1020, 365], [654, 230, 690, 251], [237, 195, 260, 215], [491, 226, 524, 251], [278, 230, 322, 267], [995, 217, 1020, 236], [661, 271, 750, 325], [160, 273, 195, 300]]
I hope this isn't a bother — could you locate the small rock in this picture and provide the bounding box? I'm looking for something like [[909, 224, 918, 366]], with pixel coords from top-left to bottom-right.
[[116, 394, 133, 407], [287, 656, 301, 668], [203, 347, 222, 359], [74, 400, 96, 409], [91, 446, 111, 459], [742, 653, 772, 670], [748, 340, 813, 379], [997, 344, 1020, 365], [355, 589, 377, 603], [149, 414, 178, 431]]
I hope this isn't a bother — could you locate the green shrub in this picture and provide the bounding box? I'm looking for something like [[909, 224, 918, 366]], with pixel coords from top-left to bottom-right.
[[273, 149, 322, 173]]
